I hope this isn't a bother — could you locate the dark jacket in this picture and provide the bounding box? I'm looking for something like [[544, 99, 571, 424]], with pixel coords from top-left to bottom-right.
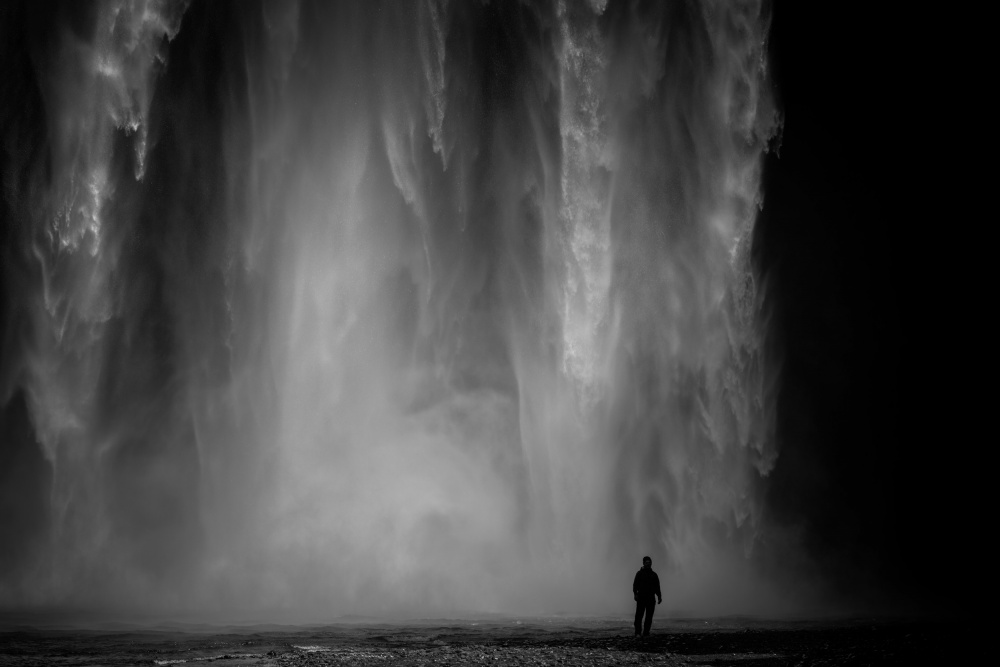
[[633, 567, 661, 599]]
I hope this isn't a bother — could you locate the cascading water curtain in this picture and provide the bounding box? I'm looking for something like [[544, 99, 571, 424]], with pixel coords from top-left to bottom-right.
[[0, 0, 781, 617]]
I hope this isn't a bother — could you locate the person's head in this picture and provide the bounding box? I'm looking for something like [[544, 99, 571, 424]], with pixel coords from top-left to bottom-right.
[[642, 556, 652, 569]]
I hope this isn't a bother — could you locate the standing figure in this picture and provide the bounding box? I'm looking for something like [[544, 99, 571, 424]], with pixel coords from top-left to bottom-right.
[[632, 555, 662, 637]]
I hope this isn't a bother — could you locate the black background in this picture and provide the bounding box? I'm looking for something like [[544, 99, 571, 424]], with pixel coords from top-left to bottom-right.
[[759, 1, 968, 613]]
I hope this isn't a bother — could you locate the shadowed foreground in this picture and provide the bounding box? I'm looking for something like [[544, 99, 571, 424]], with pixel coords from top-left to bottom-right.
[[0, 617, 958, 666]]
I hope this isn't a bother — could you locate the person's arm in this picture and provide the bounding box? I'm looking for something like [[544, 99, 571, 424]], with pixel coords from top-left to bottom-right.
[[655, 573, 662, 603], [632, 571, 640, 599]]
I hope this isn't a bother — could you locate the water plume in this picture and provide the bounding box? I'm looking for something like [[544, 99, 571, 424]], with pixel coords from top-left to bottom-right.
[[0, 0, 782, 618]]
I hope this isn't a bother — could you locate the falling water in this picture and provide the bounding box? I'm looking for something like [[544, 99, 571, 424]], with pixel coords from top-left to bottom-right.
[[0, 0, 781, 618]]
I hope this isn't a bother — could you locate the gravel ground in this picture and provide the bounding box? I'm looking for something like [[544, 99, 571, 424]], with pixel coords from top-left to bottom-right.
[[267, 640, 686, 666], [0, 616, 963, 666]]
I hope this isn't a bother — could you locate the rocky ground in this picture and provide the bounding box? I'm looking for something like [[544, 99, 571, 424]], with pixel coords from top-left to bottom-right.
[[0, 617, 964, 666]]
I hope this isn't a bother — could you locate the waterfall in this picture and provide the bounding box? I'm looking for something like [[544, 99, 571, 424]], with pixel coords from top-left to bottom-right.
[[0, 0, 781, 617]]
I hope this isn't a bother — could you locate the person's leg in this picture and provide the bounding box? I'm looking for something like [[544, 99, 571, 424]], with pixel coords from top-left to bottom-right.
[[642, 598, 655, 636], [634, 598, 644, 636]]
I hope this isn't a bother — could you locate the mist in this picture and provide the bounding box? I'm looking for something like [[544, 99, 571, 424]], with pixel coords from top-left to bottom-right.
[[0, 0, 792, 620]]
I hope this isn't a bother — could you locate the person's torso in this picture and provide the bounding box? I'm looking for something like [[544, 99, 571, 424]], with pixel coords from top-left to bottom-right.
[[635, 568, 658, 595]]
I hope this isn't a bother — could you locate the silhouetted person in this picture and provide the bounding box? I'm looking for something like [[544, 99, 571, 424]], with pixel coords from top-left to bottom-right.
[[632, 555, 661, 637]]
